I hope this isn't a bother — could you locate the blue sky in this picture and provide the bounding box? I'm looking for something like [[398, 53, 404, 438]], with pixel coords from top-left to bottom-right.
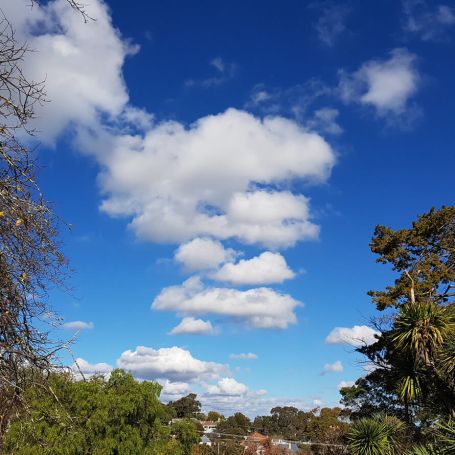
[[5, 0, 455, 415]]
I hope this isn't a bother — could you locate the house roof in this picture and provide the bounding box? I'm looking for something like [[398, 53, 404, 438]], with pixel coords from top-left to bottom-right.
[[246, 432, 268, 443]]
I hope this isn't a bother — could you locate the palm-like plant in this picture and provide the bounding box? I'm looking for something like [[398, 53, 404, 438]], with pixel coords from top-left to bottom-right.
[[392, 301, 450, 367], [348, 415, 406, 455], [390, 298, 455, 404], [407, 445, 441, 455], [436, 419, 455, 454]]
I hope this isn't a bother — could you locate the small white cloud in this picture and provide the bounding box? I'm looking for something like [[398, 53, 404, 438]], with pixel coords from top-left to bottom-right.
[[152, 276, 300, 329], [337, 380, 355, 390], [169, 317, 214, 336], [315, 3, 351, 47], [117, 346, 227, 382], [212, 252, 295, 285], [71, 358, 113, 380], [160, 379, 191, 399], [206, 377, 248, 396], [306, 108, 343, 135], [230, 353, 258, 360], [175, 238, 236, 272], [321, 360, 343, 375], [312, 399, 322, 407], [210, 57, 226, 73], [402, 0, 455, 41], [62, 321, 94, 330], [339, 48, 420, 118], [185, 57, 236, 87], [325, 325, 380, 347]]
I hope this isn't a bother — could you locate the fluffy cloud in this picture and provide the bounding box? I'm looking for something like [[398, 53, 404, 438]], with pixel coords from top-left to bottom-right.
[[206, 377, 248, 396], [200, 393, 319, 418], [152, 277, 300, 329], [62, 320, 94, 330], [230, 353, 258, 360], [71, 358, 113, 379], [1, 0, 133, 144], [160, 380, 191, 400], [169, 317, 214, 335], [402, 0, 455, 41], [321, 360, 343, 375], [8, 1, 335, 249], [212, 252, 295, 285], [339, 49, 419, 117], [94, 109, 334, 248], [175, 238, 236, 272], [116, 346, 227, 382], [325, 325, 380, 347]]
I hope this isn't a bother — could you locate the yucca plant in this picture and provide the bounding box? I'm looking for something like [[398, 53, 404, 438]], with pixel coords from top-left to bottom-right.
[[348, 415, 406, 455], [435, 419, 455, 453], [392, 301, 451, 367], [407, 445, 441, 455]]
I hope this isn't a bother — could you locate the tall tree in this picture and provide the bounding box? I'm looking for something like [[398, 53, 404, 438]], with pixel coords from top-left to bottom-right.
[[168, 393, 202, 419], [345, 206, 455, 426]]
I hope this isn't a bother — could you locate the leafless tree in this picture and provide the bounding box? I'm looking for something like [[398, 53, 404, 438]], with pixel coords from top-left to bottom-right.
[[0, 0, 87, 443]]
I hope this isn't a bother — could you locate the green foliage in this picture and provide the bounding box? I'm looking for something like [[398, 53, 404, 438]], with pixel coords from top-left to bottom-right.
[[434, 419, 455, 454], [347, 207, 455, 428], [217, 412, 251, 435], [252, 406, 349, 451], [368, 206, 455, 311], [348, 415, 407, 455], [168, 393, 202, 419], [206, 411, 224, 422], [340, 372, 408, 421], [171, 419, 199, 455], [2, 370, 191, 455]]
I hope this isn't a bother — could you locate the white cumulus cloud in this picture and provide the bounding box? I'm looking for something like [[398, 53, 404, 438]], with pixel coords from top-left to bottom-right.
[[116, 346, 227, 382], [1, 0, 134, 144], [325, 325, 380, 347], [212, 252, 295, 285], [152, 276, 300, 329], [160, 380, 191, 400], [169, 317, 214, 335], [339, 48, 419, 118], [230, 353, 258, 360], [7, 1, 335, 250], [206, 377, 248, 396], [71, 358, 113, 380], [62, 320, 94, 330], [321, 360, 343, 375], [175, 238, 236, 272], [93, 109, 334, 249]]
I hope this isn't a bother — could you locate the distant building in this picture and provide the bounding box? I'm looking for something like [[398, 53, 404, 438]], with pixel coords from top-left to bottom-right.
[[244, 432, 270, 454], [200, 435, 212, 446], [272, 438, 300, 452], [199, 420, 218, 433]]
